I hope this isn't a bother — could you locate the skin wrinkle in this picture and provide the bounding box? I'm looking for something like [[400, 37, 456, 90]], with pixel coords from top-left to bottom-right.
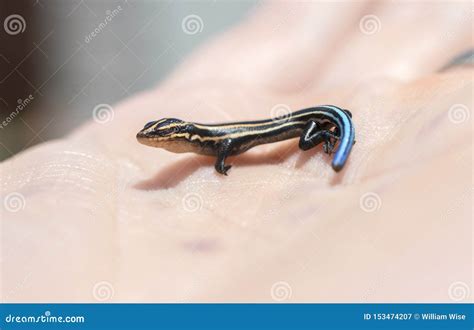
[[2, 168, 96, 195]]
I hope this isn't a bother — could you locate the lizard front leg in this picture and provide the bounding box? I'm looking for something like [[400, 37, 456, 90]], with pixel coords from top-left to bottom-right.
[[214, 139, 233, 175]]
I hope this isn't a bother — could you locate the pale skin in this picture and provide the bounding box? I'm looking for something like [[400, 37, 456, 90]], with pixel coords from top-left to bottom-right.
[[1, 1, 472, 302]]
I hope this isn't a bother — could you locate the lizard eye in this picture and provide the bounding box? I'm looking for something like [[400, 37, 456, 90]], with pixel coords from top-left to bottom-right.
[[143, 121, 156, 129]]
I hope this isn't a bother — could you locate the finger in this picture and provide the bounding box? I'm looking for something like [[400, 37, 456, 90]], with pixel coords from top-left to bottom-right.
[[165, 1, 369, 91], [312, 1, 472, 91]]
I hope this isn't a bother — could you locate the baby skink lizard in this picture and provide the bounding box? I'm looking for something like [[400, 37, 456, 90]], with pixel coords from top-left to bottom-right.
[[136, 105, 355, 175]]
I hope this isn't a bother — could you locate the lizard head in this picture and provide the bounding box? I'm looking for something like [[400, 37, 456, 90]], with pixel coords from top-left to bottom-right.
[[136, 118, 193, 152]]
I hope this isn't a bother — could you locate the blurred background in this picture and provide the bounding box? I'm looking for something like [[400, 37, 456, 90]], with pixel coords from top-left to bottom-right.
[[0, 0, 255, 161]]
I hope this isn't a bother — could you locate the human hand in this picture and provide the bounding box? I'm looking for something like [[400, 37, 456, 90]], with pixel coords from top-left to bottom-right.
[[2, 1, 472, 302]]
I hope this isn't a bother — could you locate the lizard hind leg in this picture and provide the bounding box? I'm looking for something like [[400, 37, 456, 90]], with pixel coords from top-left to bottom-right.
[[298, 121, 325, 151], [322, 130, 340, 155], [299, 120, 339, 152]]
